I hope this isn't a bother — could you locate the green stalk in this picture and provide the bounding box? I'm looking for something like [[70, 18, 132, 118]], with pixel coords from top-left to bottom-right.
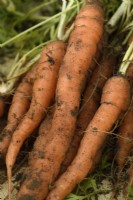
[[7, 40, 51, 80], [0, 3, 83, 48], [7, 54, 40, 81], [107, 0, 130, 31], [57, 0, 83, 41], [0, 0, 85, 96], [119, 40, 133, 75], [57, 0, 68, 40], [27, 0, 56, 15]]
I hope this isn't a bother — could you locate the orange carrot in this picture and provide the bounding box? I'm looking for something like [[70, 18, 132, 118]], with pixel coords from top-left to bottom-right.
[[0, 65, 36, 157], [17, 1, 104, 199], [17, 106, 54, 200], [87, 41, 103, 80], [115, 57, 133, 173], [116, 97, 133, 173], [6, 41, 66, 200], [60, 54, 115, 173], [28, 105, 55, 167], [0, 98, 5, 117], [46, 76, 130, 200]]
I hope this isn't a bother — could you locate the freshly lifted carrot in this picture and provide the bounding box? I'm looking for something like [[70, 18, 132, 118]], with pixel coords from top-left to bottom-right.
[[60, 54, 115, 173], [87, 41, 103, 81], [17, 107, 54, 200], [6, 41, 66, 200], [17, 1, 104, 199], [0, 98, 5, 117], [116, 97, 133, 173], [28, 105, 55, 166], [46, 76, 130, 200], [115, 58, 133, 173], [0, 66, 36, 157]]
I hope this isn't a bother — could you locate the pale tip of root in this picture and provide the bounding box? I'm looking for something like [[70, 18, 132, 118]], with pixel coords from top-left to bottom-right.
[[7, 167, 12, 200]]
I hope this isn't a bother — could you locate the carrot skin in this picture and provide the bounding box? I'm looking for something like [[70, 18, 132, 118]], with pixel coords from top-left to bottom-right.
[[6, 41, 66, 170], [60, 54, 115, 173], [17, 2, 104, 199], [116, 98, 133, 172], [0, 66, 36, 157], [6, 41, 66, 200], [116, 58, 133, 172], [27, 106, 55, 167], [46, 76, 130, 200], [17, 106, 54, 194]]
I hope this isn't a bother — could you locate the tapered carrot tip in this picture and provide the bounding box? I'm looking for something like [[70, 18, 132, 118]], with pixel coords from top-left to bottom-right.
[[7, 167, 12, 200]]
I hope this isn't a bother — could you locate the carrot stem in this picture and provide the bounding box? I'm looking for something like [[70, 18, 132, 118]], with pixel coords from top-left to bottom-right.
[[27, 1, 56, 16], [0, 40, 52, 95], [57, 0, 83, 41], [0, 3, 83, 48], [119, 40, 133, 75], [57, 0, 67, 40], [107, 0, 130, 32]]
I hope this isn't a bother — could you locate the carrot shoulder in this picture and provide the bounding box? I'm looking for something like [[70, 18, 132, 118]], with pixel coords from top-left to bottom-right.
[[46, 76, 130, 200], [0, 65, 36, 157]]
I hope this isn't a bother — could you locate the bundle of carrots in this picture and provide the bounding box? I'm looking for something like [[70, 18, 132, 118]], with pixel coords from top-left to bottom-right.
[[0, 0, 133, 199]]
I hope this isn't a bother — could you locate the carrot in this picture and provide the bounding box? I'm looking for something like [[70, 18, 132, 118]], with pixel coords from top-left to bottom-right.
[[0, 98, 5, 117], [17, 1, 104, 199], [46, 76, 130, 200], [28, 105, 55, 166], [60, 54, 115, 173], [0, 65, 36, 157], [17, 107, 54, 199], [87, 41, 103, 80], [6, 41, 66, 200], [116, 97, 133, 173]]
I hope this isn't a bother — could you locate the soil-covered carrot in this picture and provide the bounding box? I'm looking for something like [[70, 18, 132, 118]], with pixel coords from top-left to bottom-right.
[[116, 97, 133, 173], [28, 105, 55, 166], [0, 98, 5, 117], [6, 41, 66, 199], [87, 41, 103, 80], [46, 76, 130, 200], [115, 56, 133, 173], [60, 54, 115, 173], [17, 1, 104, 199], [0, 65, 36, 157], [18, 106, 54, 188]]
